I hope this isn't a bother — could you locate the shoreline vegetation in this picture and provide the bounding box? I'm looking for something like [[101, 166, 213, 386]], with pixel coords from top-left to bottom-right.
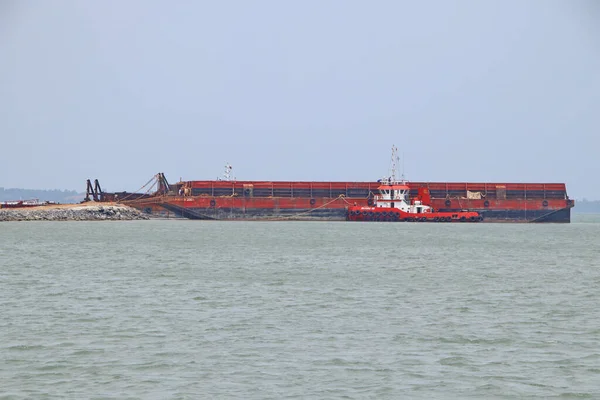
[[570, 200, 600, 214], [0, 203, 149, 222], [0, 187, 83, 204]]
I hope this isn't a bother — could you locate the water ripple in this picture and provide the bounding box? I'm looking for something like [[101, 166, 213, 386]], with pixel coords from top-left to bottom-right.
[[0, 219, 599, 398]]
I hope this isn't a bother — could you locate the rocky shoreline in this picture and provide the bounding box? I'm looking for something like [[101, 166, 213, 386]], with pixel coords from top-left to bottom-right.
[[0, 204, 149, 222]]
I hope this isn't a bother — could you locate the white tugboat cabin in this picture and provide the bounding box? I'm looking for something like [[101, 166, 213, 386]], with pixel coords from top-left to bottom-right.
[[374, 180, 432, 214], [373, 145, 433, 214]]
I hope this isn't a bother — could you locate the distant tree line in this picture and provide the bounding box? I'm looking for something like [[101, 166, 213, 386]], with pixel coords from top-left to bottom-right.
[[572, 199, 600, 214], [0, 188, 84, 204]]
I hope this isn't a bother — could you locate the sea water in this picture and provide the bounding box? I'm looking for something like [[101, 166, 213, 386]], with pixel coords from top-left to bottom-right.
[[1, 215, 599, 399]]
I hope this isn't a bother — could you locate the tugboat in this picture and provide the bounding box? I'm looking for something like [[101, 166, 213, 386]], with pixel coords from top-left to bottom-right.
[[346, 146, 483, 223]]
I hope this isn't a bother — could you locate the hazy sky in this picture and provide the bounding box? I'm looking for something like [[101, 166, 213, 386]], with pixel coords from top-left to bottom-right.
[[1, 1, 599, 198]]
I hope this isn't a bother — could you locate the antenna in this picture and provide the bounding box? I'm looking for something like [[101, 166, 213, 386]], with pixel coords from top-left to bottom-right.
[[390, 145, 399, 182], [401, 151, 405, 182], [219, 162, 235, 181]]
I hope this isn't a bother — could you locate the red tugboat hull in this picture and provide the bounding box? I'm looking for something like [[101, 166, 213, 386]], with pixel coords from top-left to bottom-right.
[[344, 146, 485, 223], [346, 206, 482, 222]]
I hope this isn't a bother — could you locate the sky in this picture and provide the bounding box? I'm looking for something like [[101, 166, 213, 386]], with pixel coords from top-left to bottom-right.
[[1, 1, 599, 198]]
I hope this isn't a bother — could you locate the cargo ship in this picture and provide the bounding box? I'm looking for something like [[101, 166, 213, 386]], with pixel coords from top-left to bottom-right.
[[109, 148, 574, 223]]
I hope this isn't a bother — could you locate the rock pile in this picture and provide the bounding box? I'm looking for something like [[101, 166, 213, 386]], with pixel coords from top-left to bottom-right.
[[0, 204, 149, 222]]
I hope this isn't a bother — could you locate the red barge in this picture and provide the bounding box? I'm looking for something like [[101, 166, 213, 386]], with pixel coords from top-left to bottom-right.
[[109, 148, 574, 223]]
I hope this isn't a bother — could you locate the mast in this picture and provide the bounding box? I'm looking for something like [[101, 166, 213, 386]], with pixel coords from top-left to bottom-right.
[[401, 151, 406, 183], [390, 145, 400, 183], [218, 162, 235, 181]]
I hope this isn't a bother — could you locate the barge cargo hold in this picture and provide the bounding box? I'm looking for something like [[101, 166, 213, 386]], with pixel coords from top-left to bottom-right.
[[118, 173, 574, 223]]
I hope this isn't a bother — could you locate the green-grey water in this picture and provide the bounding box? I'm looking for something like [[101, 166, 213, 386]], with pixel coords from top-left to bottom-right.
[[1, 215, 599, 399]]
